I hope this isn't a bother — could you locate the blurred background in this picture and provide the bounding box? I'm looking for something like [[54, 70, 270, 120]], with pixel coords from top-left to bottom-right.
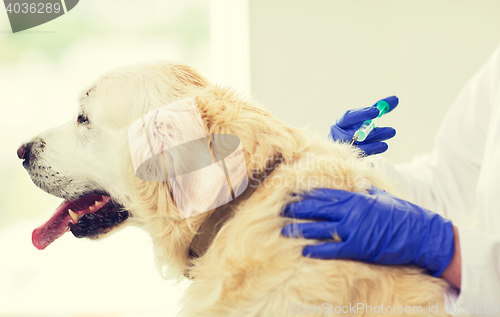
[[1, 0, 500, 316]]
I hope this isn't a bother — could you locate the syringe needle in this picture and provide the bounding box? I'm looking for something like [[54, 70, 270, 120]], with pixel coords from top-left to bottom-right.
[[350, 134, 358, 146]]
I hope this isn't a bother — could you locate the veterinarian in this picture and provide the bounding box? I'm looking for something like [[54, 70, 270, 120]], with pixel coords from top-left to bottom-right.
[[283, 43, 500, 313]]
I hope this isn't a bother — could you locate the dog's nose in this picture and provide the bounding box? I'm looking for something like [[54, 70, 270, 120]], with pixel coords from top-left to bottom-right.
[[17, 142, 34, 160]]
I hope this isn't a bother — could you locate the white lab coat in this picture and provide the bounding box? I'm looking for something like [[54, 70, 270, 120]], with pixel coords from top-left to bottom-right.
[[381, 43, 500, 316]]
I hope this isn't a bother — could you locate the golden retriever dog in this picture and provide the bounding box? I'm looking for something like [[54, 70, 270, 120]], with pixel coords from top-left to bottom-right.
[[18, 61, 451, 316]]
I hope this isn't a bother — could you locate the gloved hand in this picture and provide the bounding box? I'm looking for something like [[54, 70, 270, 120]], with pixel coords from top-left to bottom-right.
[[329, 96, 399, 155], [281, 187, 455, 277]]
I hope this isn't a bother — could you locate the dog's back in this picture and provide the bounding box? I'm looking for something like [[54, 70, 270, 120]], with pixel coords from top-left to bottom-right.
[[180, 135, 450, 317]]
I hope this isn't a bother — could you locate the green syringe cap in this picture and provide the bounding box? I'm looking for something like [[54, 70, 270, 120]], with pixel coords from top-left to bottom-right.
[[376, 100, 390, 117]]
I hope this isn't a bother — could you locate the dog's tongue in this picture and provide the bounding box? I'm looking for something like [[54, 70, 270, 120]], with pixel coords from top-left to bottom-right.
[[32, 194, 110, 250]]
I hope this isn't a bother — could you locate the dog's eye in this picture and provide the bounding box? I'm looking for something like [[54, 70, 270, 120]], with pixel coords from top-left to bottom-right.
[[77, 114, 89, 125]]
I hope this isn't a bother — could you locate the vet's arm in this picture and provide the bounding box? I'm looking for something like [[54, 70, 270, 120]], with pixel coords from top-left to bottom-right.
[[281, 187, 455, 278], [329, 96, 398, 155]]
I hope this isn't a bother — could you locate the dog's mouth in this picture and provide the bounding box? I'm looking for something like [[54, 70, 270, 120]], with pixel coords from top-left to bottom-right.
[[32, 193, 129, 250]]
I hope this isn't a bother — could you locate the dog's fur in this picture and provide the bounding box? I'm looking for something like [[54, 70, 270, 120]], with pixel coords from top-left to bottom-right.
[[24, 61, 450, 316]]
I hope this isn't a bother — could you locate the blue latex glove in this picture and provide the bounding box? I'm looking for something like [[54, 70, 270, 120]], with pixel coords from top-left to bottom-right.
[[329, 96, 399, 155], [281, 187, 455, 277]]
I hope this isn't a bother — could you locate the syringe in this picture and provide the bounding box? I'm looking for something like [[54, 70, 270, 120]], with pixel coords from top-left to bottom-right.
[[352, 100, 390, 143]]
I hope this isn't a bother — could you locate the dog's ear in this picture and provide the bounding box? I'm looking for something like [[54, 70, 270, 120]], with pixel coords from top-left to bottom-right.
[[130, 97, 235, 219]]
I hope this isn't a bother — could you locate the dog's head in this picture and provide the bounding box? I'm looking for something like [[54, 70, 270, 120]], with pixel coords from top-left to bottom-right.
[[18, 61, 304, 277]]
